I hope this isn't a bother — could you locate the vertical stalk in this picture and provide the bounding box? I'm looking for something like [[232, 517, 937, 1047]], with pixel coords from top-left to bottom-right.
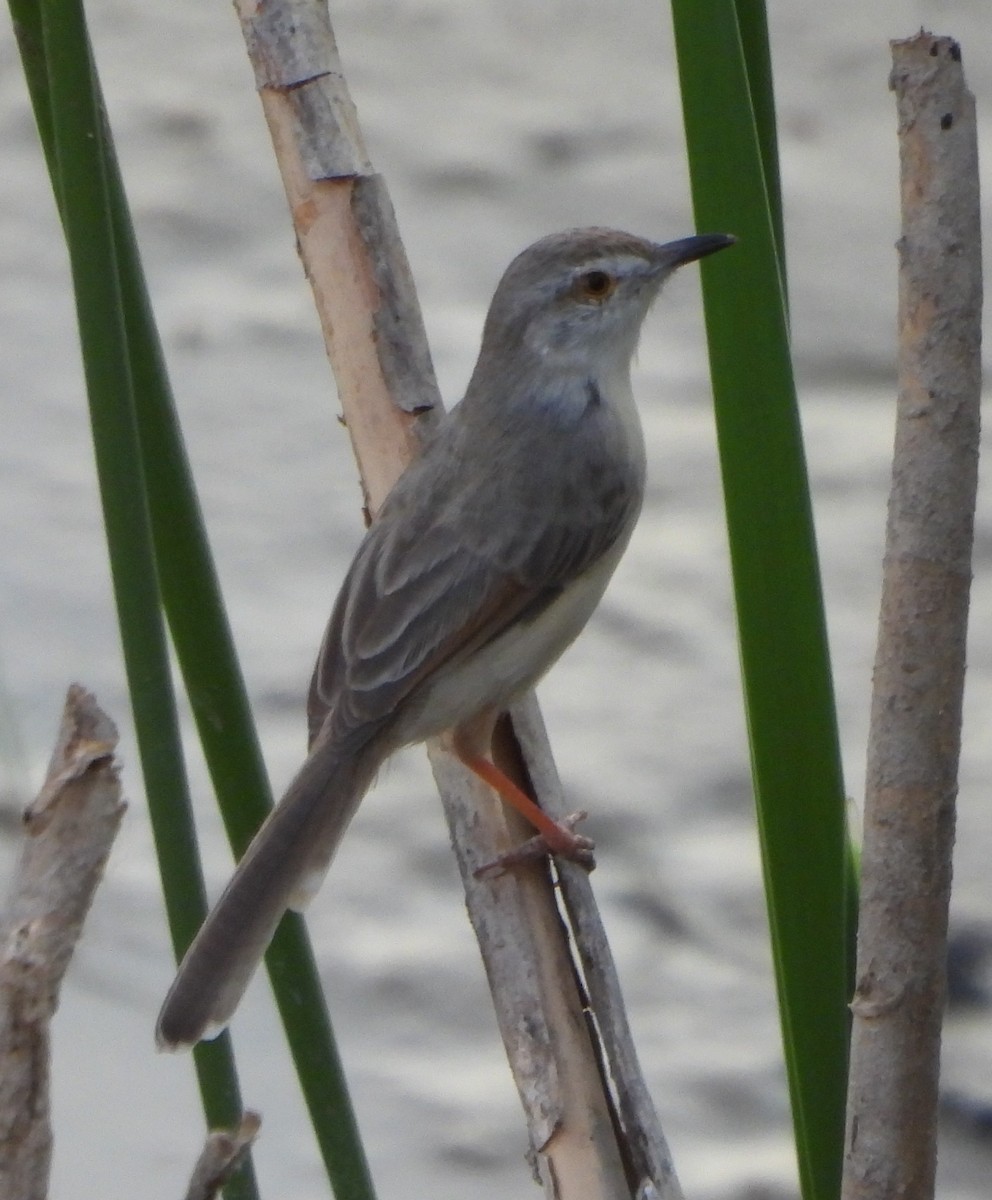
[[22, 0, 258, 1191], [671, 4, 851, 1196], [842, 33, 982, 1200]]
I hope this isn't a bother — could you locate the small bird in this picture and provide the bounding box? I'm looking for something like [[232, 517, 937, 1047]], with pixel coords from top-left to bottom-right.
[[156, 226, 734, 1048]]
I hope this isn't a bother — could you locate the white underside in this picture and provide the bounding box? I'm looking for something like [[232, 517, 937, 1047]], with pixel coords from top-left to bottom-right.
[[396, 529, 632, 746]]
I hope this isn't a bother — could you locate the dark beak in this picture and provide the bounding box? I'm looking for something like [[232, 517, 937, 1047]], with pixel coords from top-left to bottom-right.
[[656, 232, 736, 268]]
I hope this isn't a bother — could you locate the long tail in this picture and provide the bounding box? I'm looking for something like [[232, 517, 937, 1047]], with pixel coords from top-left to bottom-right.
[[156, 736, 378, 1049]]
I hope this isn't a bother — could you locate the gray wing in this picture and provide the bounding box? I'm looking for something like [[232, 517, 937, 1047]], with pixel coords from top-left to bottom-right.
[[307, 404, 640, 749]]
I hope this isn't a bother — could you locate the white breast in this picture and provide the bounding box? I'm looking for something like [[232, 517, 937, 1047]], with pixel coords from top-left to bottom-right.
[[396, 512, 636, 746]]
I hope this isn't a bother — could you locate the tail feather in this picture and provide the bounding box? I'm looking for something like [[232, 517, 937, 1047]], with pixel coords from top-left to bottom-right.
[[156, 738, 377, 1049]]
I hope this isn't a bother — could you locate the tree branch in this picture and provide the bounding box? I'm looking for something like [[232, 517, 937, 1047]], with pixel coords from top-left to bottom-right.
[[0, 685, 126, 1200], [842, 32, 982, 1200]]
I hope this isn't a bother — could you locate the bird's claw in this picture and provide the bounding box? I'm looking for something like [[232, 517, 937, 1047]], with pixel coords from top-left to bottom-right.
[[474, 811, 595, 880]]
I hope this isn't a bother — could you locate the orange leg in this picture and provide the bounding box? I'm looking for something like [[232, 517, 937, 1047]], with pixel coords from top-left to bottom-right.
[[451, 729, 592, 873], [460, 748, 578, 854]]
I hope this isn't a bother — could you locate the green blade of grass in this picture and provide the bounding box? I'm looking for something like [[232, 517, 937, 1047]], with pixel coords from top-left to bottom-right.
[[670, 5, 850, 1198], [14, 2, 378, 1195], [29, 2, 258, 1195]]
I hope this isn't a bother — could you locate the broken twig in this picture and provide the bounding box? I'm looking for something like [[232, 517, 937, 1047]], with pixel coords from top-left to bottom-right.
[[0, 686, 126, 1200]]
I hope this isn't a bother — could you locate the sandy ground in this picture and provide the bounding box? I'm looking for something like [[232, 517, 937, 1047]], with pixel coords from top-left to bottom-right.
[[1, 1, 992, 1197]]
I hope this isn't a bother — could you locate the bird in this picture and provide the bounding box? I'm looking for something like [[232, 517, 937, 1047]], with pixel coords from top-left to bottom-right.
[[156, 225, 734, 1049]]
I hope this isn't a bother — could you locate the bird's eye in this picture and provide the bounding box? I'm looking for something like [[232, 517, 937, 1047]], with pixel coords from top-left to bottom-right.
[[574, 269, 617, 303]]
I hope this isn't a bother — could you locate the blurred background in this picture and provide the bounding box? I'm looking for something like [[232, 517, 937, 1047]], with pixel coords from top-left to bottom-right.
[[1, 1, 991, 1196]]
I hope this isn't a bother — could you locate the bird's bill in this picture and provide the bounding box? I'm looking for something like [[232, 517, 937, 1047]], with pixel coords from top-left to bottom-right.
[[655, 232, 736, 268]]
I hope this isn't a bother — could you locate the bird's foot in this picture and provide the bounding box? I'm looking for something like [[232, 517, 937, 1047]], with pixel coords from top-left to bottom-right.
[[474, 811, 595, 880]]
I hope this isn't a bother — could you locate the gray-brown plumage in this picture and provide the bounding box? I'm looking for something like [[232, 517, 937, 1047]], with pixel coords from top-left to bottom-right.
[[156, 227, 734, 1049]]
